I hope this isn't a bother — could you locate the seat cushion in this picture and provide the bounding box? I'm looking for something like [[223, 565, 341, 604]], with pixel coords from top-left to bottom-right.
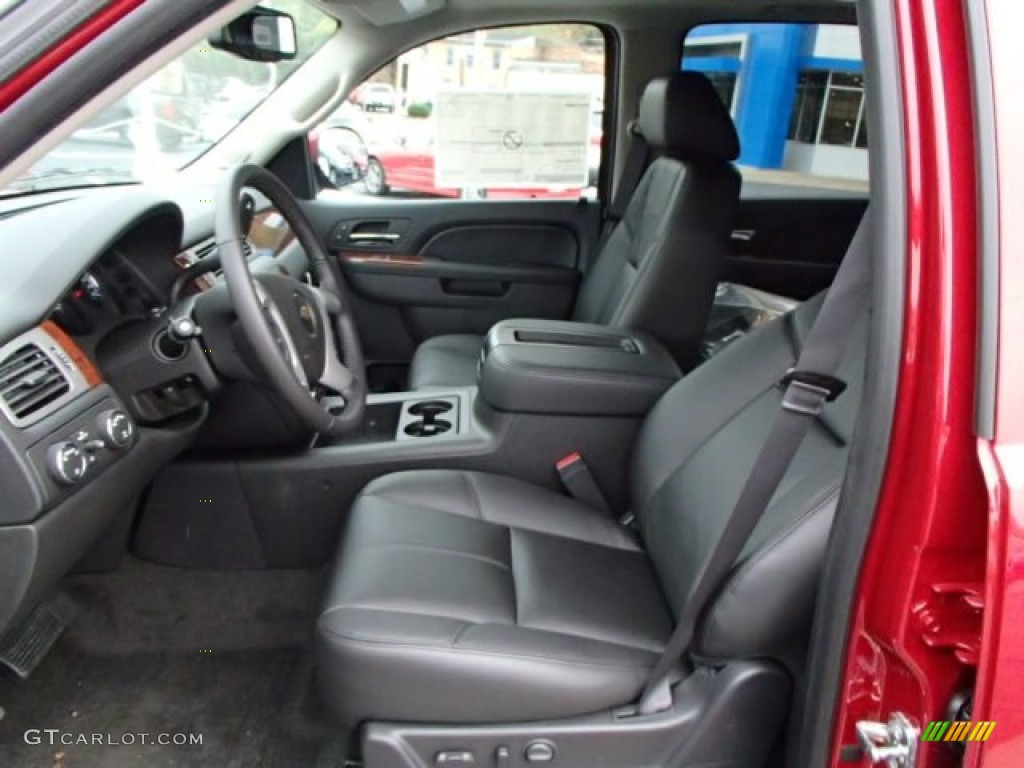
[[408, 334, 482, 389], [316, 470, 672, 725]]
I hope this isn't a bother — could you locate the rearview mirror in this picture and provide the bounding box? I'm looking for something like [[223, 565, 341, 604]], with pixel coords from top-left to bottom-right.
[[209, 6, 297, 63]]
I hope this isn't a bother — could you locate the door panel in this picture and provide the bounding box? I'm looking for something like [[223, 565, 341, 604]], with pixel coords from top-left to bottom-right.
[[421, 224, 579, 269], [726, 195, 869, 299], [302, 198, 601, 363]]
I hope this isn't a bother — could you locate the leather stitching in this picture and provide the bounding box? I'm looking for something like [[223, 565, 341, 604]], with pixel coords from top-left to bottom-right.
[[509, 529, 520, 625], [464, 471, 485, 521], [488, 348, 676, 385], [359, 542, 511, 572], [361, 491, 467, 519], [365, 478, 639, 552], [642, 378, 783, 516], [323, 602, 497, 626], [611, 161, 688, 326], [318, 620, 658, 670]]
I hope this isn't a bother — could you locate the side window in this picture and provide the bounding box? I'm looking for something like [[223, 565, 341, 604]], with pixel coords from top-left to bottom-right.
[[682, 23, 868, 191], [314, 24, 606, 201]]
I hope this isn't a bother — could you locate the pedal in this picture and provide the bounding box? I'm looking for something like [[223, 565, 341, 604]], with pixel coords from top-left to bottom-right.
[[0, 593, 76, 679]]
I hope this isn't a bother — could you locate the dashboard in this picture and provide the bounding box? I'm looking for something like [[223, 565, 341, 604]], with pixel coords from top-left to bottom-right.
[[50, 251, 166, 337], [47, 203, 293, 340], [0, 184, 295, 636]]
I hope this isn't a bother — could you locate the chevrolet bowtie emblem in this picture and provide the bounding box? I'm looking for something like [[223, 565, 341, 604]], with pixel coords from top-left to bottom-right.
[[297, 300, 317, 335]]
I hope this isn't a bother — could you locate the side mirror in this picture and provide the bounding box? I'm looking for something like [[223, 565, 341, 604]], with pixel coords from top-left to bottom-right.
[[209, 6, 297, 63]]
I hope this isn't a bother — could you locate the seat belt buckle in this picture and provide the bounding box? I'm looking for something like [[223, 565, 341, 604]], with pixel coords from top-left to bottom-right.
[[556, 452, 611, 515], [779, 368, 847, 415]]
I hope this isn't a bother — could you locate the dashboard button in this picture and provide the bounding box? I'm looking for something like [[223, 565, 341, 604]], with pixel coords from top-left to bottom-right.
[[524, 742, 555, 763], [97, 409, 134, 449], [47, 442, 88, 485]]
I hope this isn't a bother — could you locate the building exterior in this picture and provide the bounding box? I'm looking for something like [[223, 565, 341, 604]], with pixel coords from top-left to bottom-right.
[[684, 23, 868, 181], [396, 29, 604, 105]]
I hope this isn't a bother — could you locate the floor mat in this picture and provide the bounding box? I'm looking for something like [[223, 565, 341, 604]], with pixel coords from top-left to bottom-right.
[[0, 558, 347, 768]]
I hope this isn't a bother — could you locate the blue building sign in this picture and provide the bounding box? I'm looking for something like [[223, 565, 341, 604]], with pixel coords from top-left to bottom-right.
[[683, 23, 868, 181]]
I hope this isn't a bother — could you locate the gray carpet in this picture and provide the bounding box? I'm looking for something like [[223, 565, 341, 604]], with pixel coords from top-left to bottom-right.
[[0, 558, 348, 767]]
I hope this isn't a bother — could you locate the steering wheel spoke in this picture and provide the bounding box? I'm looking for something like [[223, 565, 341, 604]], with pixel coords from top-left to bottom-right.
[[320, 355, 356, 394], [309, 284, 342, 315], [254, 280, 310, 388]]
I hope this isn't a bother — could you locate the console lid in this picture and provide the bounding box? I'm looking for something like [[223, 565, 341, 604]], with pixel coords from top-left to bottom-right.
[[479, 319, 681, 416]]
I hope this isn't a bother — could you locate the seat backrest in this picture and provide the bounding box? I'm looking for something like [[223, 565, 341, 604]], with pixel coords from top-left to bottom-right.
[[572, 72, 741, 371], [630, 293, 868, 672]]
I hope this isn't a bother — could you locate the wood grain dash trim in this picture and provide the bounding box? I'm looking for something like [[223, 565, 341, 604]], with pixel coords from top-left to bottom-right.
[[41, 320, 103, 387], [341, 251, 424, 266]]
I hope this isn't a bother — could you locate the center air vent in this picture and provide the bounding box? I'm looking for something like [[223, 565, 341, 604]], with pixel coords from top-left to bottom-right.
[[0, 344, 70, 422]]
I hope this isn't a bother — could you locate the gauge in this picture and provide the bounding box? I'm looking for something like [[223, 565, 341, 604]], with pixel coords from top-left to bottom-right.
[[79, 272, 103, 303]]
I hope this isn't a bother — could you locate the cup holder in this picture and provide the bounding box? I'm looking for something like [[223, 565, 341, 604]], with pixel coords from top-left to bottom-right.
[[404, 419, 453, 437], [403, 399, 456, 438], [407, 400, 453, 418]]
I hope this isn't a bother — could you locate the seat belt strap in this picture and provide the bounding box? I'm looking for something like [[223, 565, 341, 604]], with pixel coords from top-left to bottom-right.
[[601, 122, 649, 240], [634, 212, 873, 716]]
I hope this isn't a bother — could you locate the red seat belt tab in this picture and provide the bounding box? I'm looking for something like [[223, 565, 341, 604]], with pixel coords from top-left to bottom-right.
[[556, 452, 611, 514]]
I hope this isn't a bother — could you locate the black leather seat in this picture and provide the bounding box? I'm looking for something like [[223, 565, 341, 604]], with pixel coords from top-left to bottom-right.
[[408, 72, 741, 389], [316, 292, 867, 725]]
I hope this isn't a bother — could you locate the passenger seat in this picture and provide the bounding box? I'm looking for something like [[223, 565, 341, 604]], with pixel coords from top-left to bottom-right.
[[408, 71, 741, 388]]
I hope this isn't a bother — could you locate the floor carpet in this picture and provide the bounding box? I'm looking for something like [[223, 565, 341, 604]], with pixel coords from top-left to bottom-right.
[[0, 558, 348, 768]]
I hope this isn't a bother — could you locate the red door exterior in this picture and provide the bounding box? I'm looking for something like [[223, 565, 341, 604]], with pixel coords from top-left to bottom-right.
[[828, 1, 1020, 766], [968, 1, 1024, 766]]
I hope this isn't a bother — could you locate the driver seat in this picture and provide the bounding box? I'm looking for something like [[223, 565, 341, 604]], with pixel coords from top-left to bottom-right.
[[315, 284, 867, 736]]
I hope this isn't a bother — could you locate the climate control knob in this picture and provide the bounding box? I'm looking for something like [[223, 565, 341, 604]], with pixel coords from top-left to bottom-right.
[[47, 442, 88, 485], [97, 409, 134, 449]]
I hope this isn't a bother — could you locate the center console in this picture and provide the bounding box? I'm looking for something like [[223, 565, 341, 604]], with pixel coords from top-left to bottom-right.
[[136, 319, 683, 570]]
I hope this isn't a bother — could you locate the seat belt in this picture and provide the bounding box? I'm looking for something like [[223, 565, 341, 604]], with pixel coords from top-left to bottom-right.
[[634, 213, 873, 716], [601, 122, 650, 240]]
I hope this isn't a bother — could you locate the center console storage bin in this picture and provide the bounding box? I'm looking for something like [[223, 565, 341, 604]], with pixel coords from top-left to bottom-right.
[[479, 319, 681, 416]]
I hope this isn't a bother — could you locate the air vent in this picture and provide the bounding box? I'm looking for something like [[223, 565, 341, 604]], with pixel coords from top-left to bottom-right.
[[195, 238, 249, 273], [0, 344, 70, 421], [194, 240, 218, 261]]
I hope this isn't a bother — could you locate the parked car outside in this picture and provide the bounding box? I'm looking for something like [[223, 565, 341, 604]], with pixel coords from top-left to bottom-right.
[[351, 82, 397, 112], [312, 125, 369, 187]]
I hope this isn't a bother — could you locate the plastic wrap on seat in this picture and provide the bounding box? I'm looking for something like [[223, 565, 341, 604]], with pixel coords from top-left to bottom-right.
[[701, 282, 799, 359]]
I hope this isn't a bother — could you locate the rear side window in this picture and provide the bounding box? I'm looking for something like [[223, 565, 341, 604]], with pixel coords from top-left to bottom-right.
[[313, 24, 607, 201], [682, 23, 868, 191]]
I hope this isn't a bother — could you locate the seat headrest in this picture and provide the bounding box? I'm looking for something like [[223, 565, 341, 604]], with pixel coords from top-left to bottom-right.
[[636, 71, 740, 162]]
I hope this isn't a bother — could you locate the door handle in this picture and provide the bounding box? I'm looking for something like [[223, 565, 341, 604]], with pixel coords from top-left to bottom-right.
[[348, 232, 401, 244], [731, 229, 756, 242]]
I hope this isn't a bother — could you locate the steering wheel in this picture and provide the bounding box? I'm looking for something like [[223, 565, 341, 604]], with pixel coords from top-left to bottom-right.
[[216, 164, 366, 438]]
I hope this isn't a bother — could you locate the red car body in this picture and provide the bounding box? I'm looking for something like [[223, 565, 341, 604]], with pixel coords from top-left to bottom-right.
[[827, 2, 1022, 766], [828, 1, 990, 766], [0, 3, 1021, 767]]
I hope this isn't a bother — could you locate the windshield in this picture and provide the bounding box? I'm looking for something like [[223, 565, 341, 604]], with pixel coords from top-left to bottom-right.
[[2, 0, 336, 196]]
